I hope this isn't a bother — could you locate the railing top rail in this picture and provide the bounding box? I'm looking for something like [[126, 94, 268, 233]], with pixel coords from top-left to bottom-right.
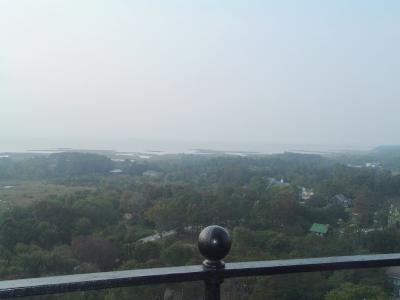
[[1, 253, 400, 298], [0, 265, 205, 298], [224, 253, 400, 277]]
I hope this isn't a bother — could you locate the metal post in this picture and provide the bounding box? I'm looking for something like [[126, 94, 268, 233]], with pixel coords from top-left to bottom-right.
[[198, 225, 231, 300], [204, 275, 222, 300]]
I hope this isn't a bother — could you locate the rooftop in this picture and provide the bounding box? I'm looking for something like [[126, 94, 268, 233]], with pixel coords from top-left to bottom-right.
[[310, 223, 329, 234]]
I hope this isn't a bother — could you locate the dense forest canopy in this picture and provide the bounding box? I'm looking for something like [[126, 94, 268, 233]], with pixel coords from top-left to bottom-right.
[[1, 150, 400, 299]]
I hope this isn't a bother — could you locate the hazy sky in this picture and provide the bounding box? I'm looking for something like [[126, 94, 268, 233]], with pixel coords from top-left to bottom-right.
[[1, 1, 400, 150]]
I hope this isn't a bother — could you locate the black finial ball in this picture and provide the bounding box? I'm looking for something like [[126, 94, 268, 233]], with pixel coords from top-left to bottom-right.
[[198, 225, 231, 264]]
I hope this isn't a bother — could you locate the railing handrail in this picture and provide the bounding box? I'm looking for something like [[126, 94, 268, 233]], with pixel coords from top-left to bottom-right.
[[1, 253, 400, 298], [1, 226, 399, 299]]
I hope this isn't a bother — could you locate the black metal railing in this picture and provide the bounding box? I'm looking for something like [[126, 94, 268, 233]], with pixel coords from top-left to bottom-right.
[[0, 225, 399, 299]]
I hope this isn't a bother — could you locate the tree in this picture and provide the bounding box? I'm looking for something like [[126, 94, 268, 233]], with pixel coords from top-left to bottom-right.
[[7, 244, 77, 278], [161, 242, 195, 266], [325, 283, 387, 300], [145, 200, 185, 232], [71, 236, 120, 271], [252, 185, 300, 229], [133, 242, 161, 263], [353, 189, 382, 227], [364, 229, 400, 253]]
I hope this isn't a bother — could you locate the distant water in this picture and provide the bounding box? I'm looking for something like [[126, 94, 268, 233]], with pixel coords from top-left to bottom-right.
[[0, 139, 373, 155]]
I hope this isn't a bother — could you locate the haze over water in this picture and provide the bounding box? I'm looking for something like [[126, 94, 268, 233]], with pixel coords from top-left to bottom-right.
[[0, 138, 373, 155]]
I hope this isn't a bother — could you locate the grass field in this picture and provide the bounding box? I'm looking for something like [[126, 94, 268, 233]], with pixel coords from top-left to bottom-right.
[[0, 181, 94, 207]]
